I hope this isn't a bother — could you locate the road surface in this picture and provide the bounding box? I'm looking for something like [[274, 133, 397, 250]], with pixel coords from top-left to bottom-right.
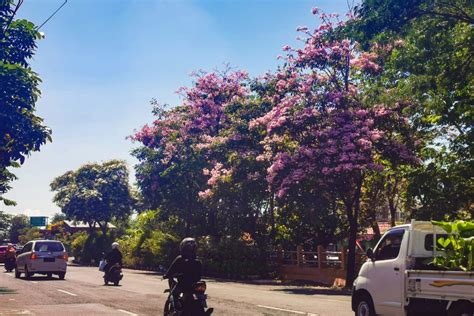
[[0, 264, 352, 315]]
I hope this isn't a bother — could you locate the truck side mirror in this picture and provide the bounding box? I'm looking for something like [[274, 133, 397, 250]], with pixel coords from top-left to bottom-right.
[[366, 248, 375, 261]]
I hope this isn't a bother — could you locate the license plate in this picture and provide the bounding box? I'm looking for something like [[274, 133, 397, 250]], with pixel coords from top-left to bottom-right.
[[44, 257, 55, 262]]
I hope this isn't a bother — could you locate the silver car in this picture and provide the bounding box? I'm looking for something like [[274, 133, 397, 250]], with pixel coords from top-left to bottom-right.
[[15, 240, 67, 280]]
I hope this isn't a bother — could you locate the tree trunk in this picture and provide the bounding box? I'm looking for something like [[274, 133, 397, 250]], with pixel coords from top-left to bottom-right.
[[345, 175, 363, 288], [88, 221, 95, 235], [388, 199, 397, 227], [269, 194, 275, 239], [371, 220, 381, 241], [97, 221, 107, 236]]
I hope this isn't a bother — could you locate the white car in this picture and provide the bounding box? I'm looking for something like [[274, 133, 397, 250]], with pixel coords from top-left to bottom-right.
[[15, 240, 68, 280]]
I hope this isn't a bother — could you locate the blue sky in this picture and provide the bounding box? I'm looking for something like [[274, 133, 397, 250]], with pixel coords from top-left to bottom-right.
[[5, 0, 352, 217]]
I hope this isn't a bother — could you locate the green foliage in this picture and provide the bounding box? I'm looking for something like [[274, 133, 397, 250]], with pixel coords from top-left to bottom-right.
[[348, 0, 474, 221], [8, 214, 30, 243], [50, 213, 67, 224], [70, 231, 114, 264], [406, 150, 473, 220], [119, 210, 179, 267], [197, 236, 271, 278], [50, 160, 136, 235], [18, 227, 41, 244], [0, 0, 51, 206], [0, 210, 11, 240], [431, 220, 474, 271]]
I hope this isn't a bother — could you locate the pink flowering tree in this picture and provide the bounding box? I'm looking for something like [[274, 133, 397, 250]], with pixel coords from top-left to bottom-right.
[[131, 70, 251, 237], [250, 10, 418, 284]]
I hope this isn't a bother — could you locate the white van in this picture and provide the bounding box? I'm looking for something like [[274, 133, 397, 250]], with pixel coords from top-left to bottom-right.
[[352, 221, 474, 316], [15, 240, 68, 280]]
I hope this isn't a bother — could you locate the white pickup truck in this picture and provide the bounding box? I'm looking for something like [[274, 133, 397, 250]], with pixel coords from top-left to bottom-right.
[[352, 221, 474, 316]]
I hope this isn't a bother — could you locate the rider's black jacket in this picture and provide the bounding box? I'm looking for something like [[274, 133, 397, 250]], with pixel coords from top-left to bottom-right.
[[164, 255, 202, 290], [105, 248, 123, 266]]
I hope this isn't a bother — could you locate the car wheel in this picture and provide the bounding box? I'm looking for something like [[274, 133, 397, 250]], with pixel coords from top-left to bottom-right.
[[114, 280, 119, 286], [47, 273, 52, 279], [25, 266, 32, 280], [14, 267, 21, 278], [58, 272, 65, 280], [355, 293, 375, 316]]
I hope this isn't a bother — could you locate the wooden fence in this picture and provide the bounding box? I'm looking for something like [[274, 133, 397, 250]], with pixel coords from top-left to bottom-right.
[[273, 245, 364, 287]]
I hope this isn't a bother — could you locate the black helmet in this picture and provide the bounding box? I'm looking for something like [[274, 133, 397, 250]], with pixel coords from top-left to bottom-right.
[[180, 237, 197, 259]]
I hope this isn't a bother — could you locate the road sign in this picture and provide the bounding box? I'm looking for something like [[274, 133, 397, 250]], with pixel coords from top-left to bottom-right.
[[30, 216, 48, 227]]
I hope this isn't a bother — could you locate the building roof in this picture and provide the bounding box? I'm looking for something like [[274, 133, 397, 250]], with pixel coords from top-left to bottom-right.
[[63, 220, 116, 229]]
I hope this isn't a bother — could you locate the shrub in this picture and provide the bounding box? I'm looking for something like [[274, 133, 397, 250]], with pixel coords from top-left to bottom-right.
[[197, 236, 271, 279], [119, 210, 180, 268], [431, 220, 474, 271], [70, 231, 114, 264]]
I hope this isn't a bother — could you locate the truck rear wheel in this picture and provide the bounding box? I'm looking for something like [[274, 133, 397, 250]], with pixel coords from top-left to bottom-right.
[[447, 301, 474, 316], [355, 294, 375, 316]]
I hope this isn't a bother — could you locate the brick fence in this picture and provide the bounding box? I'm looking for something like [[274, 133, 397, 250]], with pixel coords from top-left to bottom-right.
[[274, 245, 364, 287]]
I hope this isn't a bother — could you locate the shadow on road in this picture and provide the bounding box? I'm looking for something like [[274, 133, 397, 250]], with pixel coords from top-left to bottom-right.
[[19, 276, 65, 282], [0, 287, 17, 295], [272, 287, 351, 296]]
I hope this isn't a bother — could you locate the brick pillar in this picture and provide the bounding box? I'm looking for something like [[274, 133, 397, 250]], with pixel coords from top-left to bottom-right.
[[277, 244, 283, 267], [317, 245, 324, 270], [341, 247, 347, 270], [296, 245, 303, 267]]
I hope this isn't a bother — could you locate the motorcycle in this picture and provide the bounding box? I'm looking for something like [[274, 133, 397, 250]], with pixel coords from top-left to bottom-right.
[[103, 262, 123, 286], [163, 275, 213, 316], [4, 257, 16, 272]]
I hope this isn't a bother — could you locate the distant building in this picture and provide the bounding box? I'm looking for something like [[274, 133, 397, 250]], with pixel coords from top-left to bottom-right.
[[48, 220, 116, 235]]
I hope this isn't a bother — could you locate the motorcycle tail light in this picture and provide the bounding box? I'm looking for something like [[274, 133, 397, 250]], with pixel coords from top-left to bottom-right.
[[30, 253, 39, 260], [195, 282, 207, 293]]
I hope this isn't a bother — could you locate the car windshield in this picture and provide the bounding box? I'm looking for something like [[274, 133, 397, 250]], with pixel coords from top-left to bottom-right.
[[34, 242, 64, 252]]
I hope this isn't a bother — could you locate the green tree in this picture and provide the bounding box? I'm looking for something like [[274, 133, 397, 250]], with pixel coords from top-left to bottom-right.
[[0, 209, 12, 240], [348, 0, 474, 220], [50, 160, 136, 235], [50, 212, 67, 224], [0, 0, 52, 206], [8, 214, 30, 243]]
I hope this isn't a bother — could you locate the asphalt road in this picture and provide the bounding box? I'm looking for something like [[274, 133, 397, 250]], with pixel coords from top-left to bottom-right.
[[0, 263, 353, 316]]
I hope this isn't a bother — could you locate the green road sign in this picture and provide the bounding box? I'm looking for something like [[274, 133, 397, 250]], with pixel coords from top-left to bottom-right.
[[30, 216, 48, 227]]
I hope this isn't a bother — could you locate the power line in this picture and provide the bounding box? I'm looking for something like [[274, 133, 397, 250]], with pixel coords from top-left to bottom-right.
[[37, 0, 68, 31]]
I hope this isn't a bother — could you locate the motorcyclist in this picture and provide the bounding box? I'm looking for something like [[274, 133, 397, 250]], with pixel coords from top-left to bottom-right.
[[164, 238, 202, 308], [103, 242, 122, 277], [5, 243, 16, 260]]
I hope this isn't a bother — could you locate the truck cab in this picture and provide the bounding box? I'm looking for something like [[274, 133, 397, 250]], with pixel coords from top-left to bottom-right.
[[352, 221, 474, 316]]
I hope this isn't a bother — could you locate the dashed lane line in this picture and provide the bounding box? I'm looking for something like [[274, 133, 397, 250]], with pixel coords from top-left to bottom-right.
[[56, 289, 77, 296], [256, 305, 318, 316], [117, 309, 138, 316]]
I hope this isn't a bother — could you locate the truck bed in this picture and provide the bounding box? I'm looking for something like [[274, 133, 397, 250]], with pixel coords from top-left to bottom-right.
[[406, 270, 474, 302]]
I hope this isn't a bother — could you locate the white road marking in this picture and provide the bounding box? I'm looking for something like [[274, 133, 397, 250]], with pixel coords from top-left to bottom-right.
[[117, 309, 138, 316], [9, 298, 15, 301], [56, 289, 77, 296], [30, 281, 38, 284], [256, 305, 318, 315]]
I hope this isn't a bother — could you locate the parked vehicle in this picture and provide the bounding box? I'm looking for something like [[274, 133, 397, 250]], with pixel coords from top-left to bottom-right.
[[352, 221, 474, 316], [103, 262, 123, 286], [4, 257, 16, 272], [164, 275, 214, 316], [0, 245, 7, 263], [15, 240, 67, 280]]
